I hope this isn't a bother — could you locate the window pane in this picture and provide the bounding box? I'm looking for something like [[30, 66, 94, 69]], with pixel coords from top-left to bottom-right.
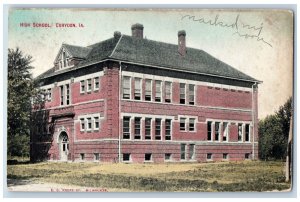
[[155, 80, 162, 102], [215, 122, 220, 141], [180, 144, 186, 160], [165, 81, 172, 103], [189, 118, 195, 131], [155, 119, 161, 140], [238, 123, 243, 141], [145, 118, 152, 140], [180, 83, 185, 104], [165, 119, 172, 140], [180, 118, 186, 131], [122, 76, 130, 99], [134, 117, 141, 139], [189, 84, 195, 105], [134, 78, 141, 100], [123, 117, 130, 139], [145, 79, 152, 101]]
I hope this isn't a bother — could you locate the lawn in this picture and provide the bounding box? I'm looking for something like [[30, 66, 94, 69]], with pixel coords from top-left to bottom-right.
[[7, 160, 291, 192]]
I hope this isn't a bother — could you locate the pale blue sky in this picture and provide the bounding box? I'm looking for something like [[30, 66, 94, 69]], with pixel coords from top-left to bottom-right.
[[8, 8, 293, 118]]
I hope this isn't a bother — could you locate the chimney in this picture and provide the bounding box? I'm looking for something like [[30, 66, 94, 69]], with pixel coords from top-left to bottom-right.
[[114, 31, 121, 40], [178, 30, 186, 56], [131, 23, 144, 39]]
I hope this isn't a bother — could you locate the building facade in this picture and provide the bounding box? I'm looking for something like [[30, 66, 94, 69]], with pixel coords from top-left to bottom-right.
[[30, 23, 260, 163]]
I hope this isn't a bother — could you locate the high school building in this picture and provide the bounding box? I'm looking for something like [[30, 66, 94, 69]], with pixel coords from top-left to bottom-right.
[[30, 23, 260, 163]]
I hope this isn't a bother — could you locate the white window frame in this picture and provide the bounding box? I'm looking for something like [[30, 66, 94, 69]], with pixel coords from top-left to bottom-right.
[[155, 80, 162, 102], [180, 83, 186, 105], [180, 117, 187, 131], [87, 117, 92, 131], [80, 80, 85, 93], [94, 116, 100, 130], [188, 118, 196, 132], [80, 118, 85, 132], [94, 77, 100, 91], [145, 79, 152, 101], [164, 81, 172, 103], [87, 79, 92, 92], [144, 153, 153, 162], [94, 153, 100, 161], [122, 153, 131, 162], [164, 153, 172, 161]]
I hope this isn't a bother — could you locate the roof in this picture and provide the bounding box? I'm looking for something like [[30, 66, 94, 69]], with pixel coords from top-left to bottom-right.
[[39, 34, 258, 82], [62, 44, 92, 59]]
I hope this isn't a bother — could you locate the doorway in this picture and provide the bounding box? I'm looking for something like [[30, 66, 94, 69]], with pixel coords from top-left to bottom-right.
[[58, 131, 69, 161]]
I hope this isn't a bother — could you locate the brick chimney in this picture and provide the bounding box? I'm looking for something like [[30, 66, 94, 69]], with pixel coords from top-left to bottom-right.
[[131, 23, 144, 39], [178, 30, 186, 56]]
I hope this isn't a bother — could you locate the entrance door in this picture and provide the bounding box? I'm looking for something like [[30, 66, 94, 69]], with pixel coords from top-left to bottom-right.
[[58, 132, 69, 161]]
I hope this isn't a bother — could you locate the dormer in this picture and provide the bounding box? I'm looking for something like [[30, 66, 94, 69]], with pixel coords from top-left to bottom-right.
[[54, 43, 91, 71]]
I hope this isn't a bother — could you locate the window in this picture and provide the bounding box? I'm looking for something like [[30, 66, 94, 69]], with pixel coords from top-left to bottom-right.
[[94, 77, 100, 91], [134, 78, 141, 100], [189, 144, 195, 160], [223, 122, 229, 141], [245, 124, 250, 142], [94, 153, 100, 161], [165, 119, 172, 140], [145, 118, 152, 140], [123, 153, 131, 162], [180, 144, 186, 160], [207, 121, 212, 141], [145, 79, 152, 101], [180, 83, 186, 104], [165, 153, 172, 161], [134, 117, 141, 140], [207, 153, 212, 160], [80, 153, 85, 161], [122, 76, 130, 99], [47, 88, 52, 101], [155, 118, 162, 140], [245, 153, 250, 159], [189, 118, 195, 131], [80, 118, 85, 131], [80, 80, 85, 93], [94, 117, 100, 130], [223, 153, 228, 160], [60, 86, 64, 105], [155, 80, 162, 102], [87, 118, 92, 131], [215, 122, 220, 141], [189, 84, 195, 105], [180, 118, 186, 131], [145, 153, 152, 161], [66, 84, 70, 105], [87, 79, 92, 92], [238, 123, 243, 142], [123, 117, 130, 139], [165, 81, 172, 103], [63, 51, 67, 67]]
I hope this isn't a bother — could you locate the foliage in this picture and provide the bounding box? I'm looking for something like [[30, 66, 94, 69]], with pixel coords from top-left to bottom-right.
[[7, 48, 35, 157], [258, 97, 292, 160]]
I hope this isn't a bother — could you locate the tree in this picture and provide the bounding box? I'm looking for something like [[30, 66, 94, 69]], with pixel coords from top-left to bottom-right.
[[258, 97, 292, 160], [7, 48, 35, 157]]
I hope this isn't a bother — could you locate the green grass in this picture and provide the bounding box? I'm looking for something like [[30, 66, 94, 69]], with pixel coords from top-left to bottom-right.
[[7, 161, 290, 192]]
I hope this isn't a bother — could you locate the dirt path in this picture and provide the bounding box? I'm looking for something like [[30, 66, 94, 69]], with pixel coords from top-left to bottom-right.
[[7, 179, 130, 192]]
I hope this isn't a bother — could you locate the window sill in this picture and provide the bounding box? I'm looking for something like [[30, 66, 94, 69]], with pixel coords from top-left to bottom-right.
[[143, 160, 154, 163], [94, 89, 99, 92]]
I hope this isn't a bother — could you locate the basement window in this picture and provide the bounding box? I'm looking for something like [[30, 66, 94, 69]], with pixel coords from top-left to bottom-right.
[[94, 153, 100, 161], [144, 153, 152, 161], [123, 153, 131, 162], [145, 79, 152, 101], [134, 78, 141, 100], [180, 83, 186, 104], [223, 153, 228, 160], [207, 153, 212, 160], [80, 153, 85, 161], [245, 153, 250, 159], [165, 153, 172, 161]]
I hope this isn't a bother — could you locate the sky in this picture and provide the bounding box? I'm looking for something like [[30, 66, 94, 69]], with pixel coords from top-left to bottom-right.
[[7, 8, 293, 119]]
